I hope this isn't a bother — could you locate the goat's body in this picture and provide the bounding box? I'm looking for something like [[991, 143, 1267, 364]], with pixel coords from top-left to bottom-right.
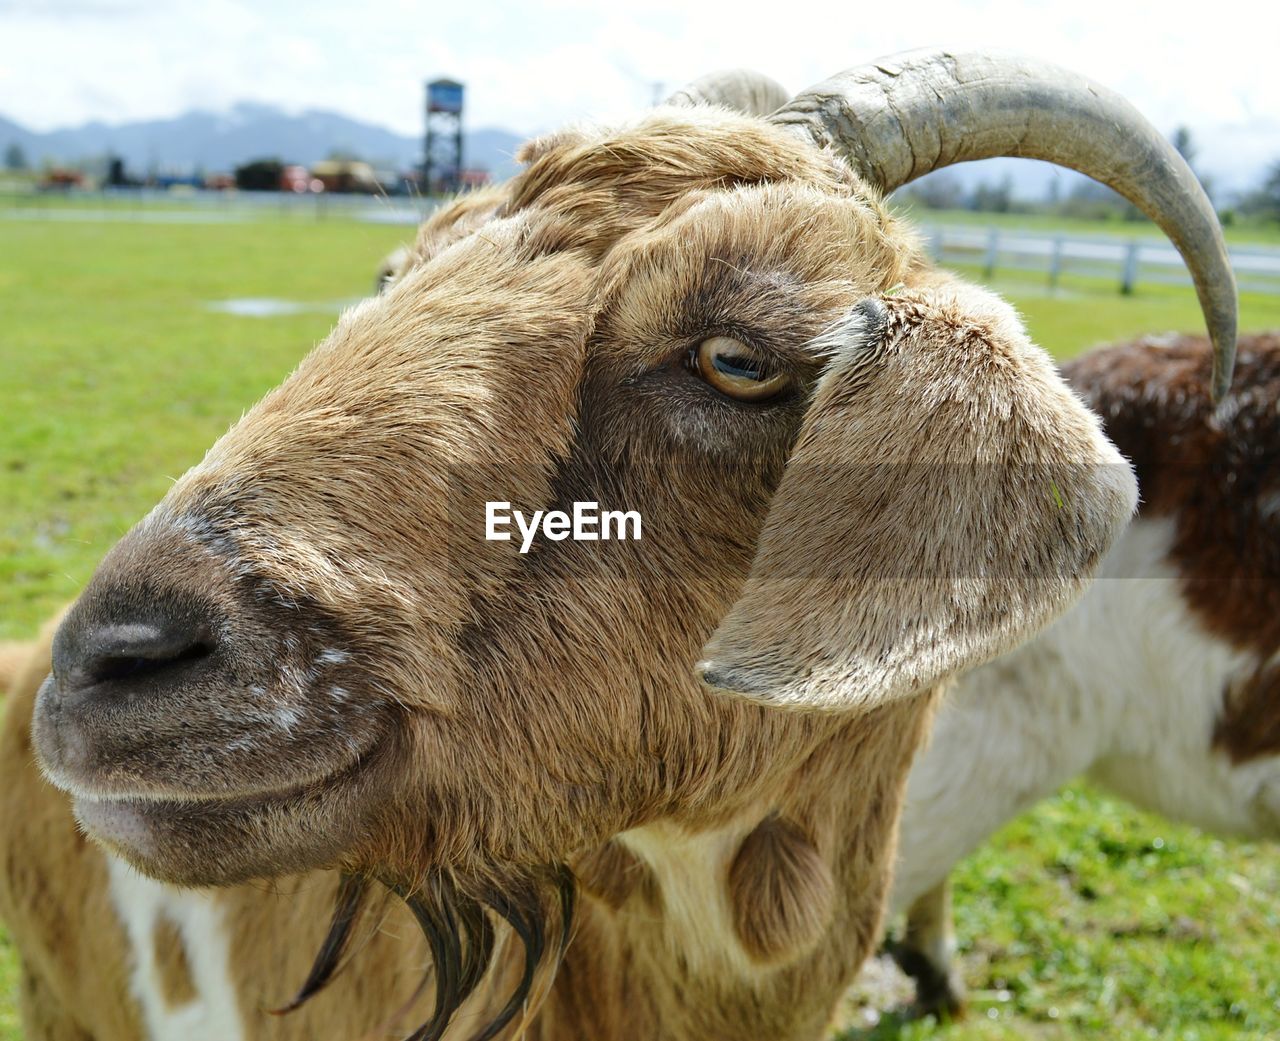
[[0, 616, 937, 1040], [517, 694, 937, 1041], [891, 333, 1280, 1011], [894, 515, 1265, 911], [0, 641, 28, 695]]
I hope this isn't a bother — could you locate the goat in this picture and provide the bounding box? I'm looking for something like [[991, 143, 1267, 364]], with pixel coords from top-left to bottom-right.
[[889, 331, 1280, 1016], [13, 53, 1235, 1041], [5, 337, 1272, 1038]]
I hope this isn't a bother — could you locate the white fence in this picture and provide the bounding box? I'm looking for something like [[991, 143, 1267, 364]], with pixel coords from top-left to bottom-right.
[[921, 224, 1280, 296], [5, 192, 1279, 297]]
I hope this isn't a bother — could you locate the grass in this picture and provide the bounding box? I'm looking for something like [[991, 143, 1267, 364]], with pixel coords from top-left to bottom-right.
[[1, 212, 1279, 1039], [959, 268, 1280, 357], [838, 785, 1280, 1041], [896, 205, 1280, 247], [0, 218, 407, 636]]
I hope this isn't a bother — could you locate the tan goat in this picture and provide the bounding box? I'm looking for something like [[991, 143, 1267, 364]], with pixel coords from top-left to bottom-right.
[[9, 340, 1276, 1037], [11, 52, 1235, 1041]]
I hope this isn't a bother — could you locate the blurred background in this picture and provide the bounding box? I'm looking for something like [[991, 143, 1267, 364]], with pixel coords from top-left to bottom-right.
[[1, 1, 1278, 1038], [2, 0, 1278, 210]]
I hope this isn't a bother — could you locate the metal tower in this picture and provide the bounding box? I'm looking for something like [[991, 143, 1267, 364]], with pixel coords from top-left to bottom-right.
[[423, 78, 464, 194]]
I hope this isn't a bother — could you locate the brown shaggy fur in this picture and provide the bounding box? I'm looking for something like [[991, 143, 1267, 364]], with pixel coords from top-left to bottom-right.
[[1064, 333, 1280, 762], [1218, 661, 1280, 765], [15, 107, 1134, 1041], [149, 917, 197, 1008], [0, 640, 30, 694]]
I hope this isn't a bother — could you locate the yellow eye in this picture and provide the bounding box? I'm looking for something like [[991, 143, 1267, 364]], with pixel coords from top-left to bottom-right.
[[691, 337, 791, 402]]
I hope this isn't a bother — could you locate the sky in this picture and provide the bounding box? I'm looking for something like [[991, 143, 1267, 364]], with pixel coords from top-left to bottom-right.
[[1, 0, 1277, 179]]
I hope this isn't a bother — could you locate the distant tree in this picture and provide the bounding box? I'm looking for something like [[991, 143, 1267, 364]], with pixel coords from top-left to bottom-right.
[[235, 158, 284, 192], [4, 142, 27, 171], [1170, 125, 1214, 202], [326, 148, 363, 163], [1261, 161, 1280, 219], [897, 170, 966, 211], [1044, 175, 1062, 208], [106, 156, 129, 187], [1058, 178, 1136, 222], [1240, 158, 1280, 222], [1172, 125, 1197, 166], [969, 174, 1014, 214]]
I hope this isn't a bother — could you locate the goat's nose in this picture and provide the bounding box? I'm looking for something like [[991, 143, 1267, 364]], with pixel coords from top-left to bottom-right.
[[52, 611, 217, 710]]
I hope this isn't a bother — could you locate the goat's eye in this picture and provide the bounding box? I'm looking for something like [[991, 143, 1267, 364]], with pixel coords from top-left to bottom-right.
[[690, 337, 791, 402]]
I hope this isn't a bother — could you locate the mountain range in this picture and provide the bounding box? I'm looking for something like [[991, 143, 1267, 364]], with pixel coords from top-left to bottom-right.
[[3, 104, 1275, 203], [0, 103, 525, 180]]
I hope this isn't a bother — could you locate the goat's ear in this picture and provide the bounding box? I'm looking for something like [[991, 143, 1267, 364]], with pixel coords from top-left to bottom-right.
[[698, 287, 1137, 712]]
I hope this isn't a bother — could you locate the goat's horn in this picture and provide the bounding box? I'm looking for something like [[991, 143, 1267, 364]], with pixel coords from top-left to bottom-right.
[[666, 69, 789, 117], [771, 50, 1237, 399]]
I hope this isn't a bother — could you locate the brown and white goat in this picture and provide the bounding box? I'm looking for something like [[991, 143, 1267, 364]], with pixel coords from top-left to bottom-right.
[[8, 52, 1235, 1041], [889, 332, 1280, 1014], [6, 335, 1275, 1038]]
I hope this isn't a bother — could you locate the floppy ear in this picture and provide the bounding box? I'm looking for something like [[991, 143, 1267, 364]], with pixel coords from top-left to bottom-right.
[[698, 284, 1137, 711]]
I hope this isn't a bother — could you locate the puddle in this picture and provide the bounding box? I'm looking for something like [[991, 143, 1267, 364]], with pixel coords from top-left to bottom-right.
[[207, 297, 357, 318]]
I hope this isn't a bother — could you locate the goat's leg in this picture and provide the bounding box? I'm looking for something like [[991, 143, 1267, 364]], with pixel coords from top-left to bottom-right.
[[887, 878, 967, 1018]]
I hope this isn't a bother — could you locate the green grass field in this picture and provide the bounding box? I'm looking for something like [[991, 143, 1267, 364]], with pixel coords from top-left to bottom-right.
[[896, 205, 1280, 247], [1, 212, 1279, 1040]]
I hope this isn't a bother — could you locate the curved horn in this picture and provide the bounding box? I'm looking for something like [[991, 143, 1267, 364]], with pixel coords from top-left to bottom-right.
[[771, 50, 1237, 399], [666, 69, 789, 118]]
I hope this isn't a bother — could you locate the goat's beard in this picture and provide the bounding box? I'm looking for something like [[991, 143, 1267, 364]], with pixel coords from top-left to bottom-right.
[[278, 865, 577, 1041]]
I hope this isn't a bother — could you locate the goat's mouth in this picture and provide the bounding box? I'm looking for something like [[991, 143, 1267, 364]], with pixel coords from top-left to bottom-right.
[[65, 738, 395, 886]]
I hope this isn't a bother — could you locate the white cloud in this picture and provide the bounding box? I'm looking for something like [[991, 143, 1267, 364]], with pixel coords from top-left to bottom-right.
[[1, 0, 1276, 173]]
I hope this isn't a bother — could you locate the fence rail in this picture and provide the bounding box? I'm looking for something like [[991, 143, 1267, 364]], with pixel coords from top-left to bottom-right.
[[921, 224, 1280, 296], [4, 192, 1279, 296], [0, 188, 437, 224]]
